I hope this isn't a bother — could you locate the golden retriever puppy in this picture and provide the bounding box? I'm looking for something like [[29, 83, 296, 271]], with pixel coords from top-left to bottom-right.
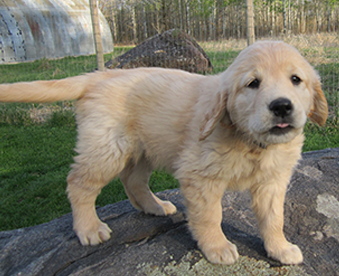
[[0, 41, 327, 265]]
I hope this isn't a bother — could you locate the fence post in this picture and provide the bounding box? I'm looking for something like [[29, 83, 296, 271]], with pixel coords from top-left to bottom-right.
[[89, 0, 105, 71]]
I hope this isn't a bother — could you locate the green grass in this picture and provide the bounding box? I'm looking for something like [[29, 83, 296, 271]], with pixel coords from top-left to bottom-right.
[[206, 49, 240, 74], [0, 124, 76, 229], [0, 47, 131, 83], [0, 119, 179, 231], [0, 47, 338, 231], [303, 121, 339, 152]]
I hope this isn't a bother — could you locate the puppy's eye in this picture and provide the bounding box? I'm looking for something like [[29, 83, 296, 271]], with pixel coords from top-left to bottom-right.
[[291, 75, 302, 85], [247, 78, 260, 89]]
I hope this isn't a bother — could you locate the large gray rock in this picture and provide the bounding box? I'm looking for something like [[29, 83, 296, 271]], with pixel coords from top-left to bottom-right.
[[1, 148, 338, 276], [105, 29, 213, 74]]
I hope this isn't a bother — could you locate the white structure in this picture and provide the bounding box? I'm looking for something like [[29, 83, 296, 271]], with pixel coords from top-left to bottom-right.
[[0, 0, 113, 63]]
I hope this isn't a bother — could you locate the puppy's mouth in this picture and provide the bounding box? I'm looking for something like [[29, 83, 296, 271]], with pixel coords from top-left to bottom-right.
[[269, 123, 294, 135]]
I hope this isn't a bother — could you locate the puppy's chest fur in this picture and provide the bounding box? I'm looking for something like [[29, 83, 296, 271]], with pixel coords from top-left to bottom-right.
[[220, 147, 285, 190], [176, 133, 304, 191]]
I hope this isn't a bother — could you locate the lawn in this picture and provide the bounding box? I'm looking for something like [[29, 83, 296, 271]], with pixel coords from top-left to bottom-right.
[[0, 47, 131, 84], [0, 46, 338, 231]]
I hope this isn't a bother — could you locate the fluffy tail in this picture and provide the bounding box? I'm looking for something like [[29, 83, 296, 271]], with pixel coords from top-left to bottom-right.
[[0, 74, 94, 103]]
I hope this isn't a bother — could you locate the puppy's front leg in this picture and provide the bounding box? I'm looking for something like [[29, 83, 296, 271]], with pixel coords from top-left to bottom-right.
[[251, 181, 303, 265], [181, 179, 239, 265]]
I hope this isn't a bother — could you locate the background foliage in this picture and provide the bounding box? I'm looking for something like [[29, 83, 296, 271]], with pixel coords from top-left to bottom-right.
[[100, 0, 339, 44]]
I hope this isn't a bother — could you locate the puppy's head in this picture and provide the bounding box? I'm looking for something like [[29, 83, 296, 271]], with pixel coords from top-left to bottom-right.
[[200, 41, 328, 146]]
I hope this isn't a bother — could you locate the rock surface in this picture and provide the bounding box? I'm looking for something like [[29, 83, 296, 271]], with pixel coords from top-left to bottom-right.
[[105, 29, 213, 73], [0, 148, 338, 276]]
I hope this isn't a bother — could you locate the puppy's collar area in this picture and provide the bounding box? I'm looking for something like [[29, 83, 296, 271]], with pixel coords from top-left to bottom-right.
[[233, 129, 268, 150], [253, 140, 268, 149]]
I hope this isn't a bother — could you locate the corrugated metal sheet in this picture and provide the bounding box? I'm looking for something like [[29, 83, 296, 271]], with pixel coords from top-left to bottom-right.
[[0, 0, 113, 63]]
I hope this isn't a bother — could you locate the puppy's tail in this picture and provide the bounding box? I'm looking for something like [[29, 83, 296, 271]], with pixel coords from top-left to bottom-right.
[[0, 73, 96, 103]]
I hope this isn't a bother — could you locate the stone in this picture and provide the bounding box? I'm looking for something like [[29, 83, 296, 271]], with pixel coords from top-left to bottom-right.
[[105, 29, 213, 73], [0, 148, 338, 275]]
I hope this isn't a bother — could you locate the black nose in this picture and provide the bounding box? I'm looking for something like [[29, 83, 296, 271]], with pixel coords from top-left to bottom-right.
[[269, 98, 293, 118]]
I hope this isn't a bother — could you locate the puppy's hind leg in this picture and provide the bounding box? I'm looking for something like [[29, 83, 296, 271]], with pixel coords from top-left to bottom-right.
[[67, 124, 132, 246], [120, 155, 177, 216], [67, 171, 112, 246]]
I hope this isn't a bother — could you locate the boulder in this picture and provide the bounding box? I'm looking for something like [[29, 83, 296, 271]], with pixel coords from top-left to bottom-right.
[[0, 148, 338, 276], [105, 29, 213, 73]]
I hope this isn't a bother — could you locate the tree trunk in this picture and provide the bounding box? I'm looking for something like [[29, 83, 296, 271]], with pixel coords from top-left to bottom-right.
[[246, 0, 255, 45], [186, 0, 191, 35], [211, 2, 216, 40], [296, 0, 300, 33], [266, 4, 270, 36], [288, 0, 291, 32], [327, 0, 331, 32], [222, 7, 226, 39], [283, 0, 287, 33], [89, 0, 104, 71], [178, 0, 183, 30], [161, 0, 168, 31], [198, 0, 203, 40], [132, 5, 137, 44], [271, 2, 275, 36], [301, 3, 306, 33], [142, 5, 147, 40], [113, 7, 118, 42], [110, 4, 117, 42], [237, 2, 241, 39], [154, 3, 160, 34]]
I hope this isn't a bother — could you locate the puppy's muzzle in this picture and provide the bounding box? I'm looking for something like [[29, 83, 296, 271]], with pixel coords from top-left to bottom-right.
[[269, 97, 294, 135], [269, 97, 293, 118]]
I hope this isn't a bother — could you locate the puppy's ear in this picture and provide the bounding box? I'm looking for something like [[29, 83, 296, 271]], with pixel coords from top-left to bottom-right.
[[308, 79, 328, 126], [199, 91, 229, 141]]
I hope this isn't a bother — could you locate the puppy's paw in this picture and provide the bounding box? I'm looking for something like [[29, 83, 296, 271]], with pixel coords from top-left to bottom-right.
[[75, 220, 112, 246], [160, 200, 177, 215], [145, 199, 177, 216], [267, 243, 303, 265], [201, 240, 239, 265]]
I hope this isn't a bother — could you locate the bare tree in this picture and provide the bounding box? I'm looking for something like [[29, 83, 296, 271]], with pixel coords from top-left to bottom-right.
[[132, 4, 137, 44], [142, 5, 148, 40], [327, 0, 331, 32], [288, 0, 291, 32], [186, 0, 191, 35], [246, 0, 255, 45], [99, 0, 339, 44], [283, 0, 287, 33]]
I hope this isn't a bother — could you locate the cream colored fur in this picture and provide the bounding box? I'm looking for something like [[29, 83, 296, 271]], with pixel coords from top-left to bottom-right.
[[0, 41, 328, 265]]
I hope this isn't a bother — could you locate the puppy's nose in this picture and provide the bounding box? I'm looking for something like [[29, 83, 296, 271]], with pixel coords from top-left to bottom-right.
[[269, 98, 293, 118]]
